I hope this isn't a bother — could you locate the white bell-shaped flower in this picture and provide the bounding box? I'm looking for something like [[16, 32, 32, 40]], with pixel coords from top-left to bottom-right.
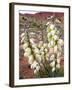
[[34, 48, 40, 54], [41, 54, 44, 61], [56, 30, 60, 34], [50, 40, 55, 47], [35, 54, 42, 62], [20, 32, 25, 38], [45, 54, 49, 61], [56, 63, 60, 69], [34, 69, 37, 74], [23, 42, 29, 49], [48, 38, 51, 42], [50, 24, 55, 30], [41, 51, 44, 55], [58, 39, 64, 46], [48, 43, 51, 48], [21, 37, 25, 43], [44, 48, 48, 53], [49, 47, 54, 54], [50, 54, 55, 61], [28, 55, 34, 64], [46, 22, 50, 26], [43, 43, 48, 48], [31, 61, 38, 69], [24, 52, 31, 57], [25, 47, 31, 54], [57, 52, 61, 58], [38, 41, 43, 48], [30, 38, 35, 44], [40, 46, 44, 52], [50, 61, 55, 67], [57, 58, 61, 64], [54, 45, 58, 53], [51, 30, 56, 35], [58, 45, 62, 52], [53, 35, 59, 40], [36, 66, 40, 71], [47, 32, 51, 38], [32, 44, 37, 49], [52, 67, 55, 72]]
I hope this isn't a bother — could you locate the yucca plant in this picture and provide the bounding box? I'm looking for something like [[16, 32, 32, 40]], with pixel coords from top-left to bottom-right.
[[20, 16, 64, 78]]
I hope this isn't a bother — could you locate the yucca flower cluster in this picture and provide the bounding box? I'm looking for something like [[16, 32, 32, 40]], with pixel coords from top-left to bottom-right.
[[46, 22, 64, 72], [21, 31, 42, 74], [20, 18, 64, 76]]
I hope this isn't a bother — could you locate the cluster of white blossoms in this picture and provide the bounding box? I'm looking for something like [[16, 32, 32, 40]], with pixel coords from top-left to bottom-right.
[[20, 32, 42, 74], [46, 22, 64, 72], [20, 20, 64, 75]]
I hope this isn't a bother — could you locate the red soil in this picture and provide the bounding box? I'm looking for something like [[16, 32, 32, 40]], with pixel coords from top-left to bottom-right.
[[19, 57, 35, 79]]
